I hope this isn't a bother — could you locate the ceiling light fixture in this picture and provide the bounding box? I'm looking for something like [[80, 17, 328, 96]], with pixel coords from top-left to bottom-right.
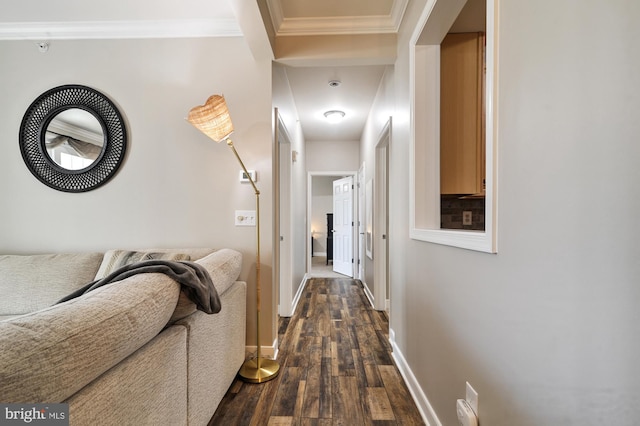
[[324, 110, 345, 123], [328, 80, 341, 87]]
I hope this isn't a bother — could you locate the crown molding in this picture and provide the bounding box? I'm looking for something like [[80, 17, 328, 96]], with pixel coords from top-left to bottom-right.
[[267, 0, 408, 36], [0, 19, 242, 40]]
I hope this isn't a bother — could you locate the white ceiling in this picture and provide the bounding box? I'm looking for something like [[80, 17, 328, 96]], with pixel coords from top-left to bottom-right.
[[266, 0, 405, 36], [0, 0, 408, 142], [265, 0, 405, 141], [284, 65, 387, 141]]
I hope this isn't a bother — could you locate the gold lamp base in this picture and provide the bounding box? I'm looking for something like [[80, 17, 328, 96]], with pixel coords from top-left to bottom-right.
[[238, 357, 280, 383]]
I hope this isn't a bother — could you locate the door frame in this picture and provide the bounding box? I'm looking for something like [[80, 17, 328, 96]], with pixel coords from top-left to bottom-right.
[[374, 119, 391, 312], [307, 171, 358, 277], [274, 109, 295, 317], [357, 163, 366, 281]]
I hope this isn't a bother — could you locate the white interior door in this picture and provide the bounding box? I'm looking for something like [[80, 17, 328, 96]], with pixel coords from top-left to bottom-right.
[[333, 176, 353, 277]]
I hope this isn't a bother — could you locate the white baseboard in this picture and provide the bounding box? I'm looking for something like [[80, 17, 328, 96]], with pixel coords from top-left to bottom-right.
[[389, 328, 442, 426], [279, 275, 309, 318], [312, 252, 327, 257], [362, 280, 375, 308], [245, 337, 279, 360], [291, 275, 309, 316]]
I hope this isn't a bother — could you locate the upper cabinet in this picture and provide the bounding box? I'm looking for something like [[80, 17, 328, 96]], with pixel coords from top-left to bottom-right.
[[440, 32, 486, 195]]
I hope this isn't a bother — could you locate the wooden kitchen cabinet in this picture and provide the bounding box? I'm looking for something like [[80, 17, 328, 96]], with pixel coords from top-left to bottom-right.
[[440, 32, 485, 195]]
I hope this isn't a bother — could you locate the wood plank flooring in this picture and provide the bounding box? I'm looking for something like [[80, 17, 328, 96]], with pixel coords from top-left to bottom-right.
[[209, 277, 425, 425]]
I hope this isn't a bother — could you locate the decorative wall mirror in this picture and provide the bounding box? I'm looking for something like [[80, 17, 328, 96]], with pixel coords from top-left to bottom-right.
[[19, 85, 127, 192]]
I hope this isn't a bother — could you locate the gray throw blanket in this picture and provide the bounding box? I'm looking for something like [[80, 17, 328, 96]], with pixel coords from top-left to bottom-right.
[[57, 260, 221, 314]]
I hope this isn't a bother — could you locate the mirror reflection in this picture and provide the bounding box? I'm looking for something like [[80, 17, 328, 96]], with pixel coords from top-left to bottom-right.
[[45, 108, 104, 170]]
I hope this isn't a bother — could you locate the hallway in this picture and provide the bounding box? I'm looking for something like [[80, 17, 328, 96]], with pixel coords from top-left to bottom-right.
[[209, 277, 424, 425]]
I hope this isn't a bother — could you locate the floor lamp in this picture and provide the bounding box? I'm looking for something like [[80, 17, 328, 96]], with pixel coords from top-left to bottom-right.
[[187, 94, 280, 383]]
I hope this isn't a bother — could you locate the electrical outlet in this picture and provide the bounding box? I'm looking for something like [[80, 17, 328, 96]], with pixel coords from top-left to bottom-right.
[[235, 210, 256, 226], [465, 381, 478, 416], [462, 211, 473, 226]]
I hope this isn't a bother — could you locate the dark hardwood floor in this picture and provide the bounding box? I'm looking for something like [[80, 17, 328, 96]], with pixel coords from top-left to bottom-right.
[[209, 277, 425, 425]]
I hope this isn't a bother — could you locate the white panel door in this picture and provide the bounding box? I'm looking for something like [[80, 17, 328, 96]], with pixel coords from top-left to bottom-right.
[[333, 176, 353, 277]]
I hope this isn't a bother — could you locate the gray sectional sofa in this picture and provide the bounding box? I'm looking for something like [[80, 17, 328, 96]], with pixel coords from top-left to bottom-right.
[[0, 248, 247, 426]]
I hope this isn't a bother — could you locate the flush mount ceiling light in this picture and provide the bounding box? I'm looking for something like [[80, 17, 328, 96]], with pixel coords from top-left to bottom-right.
[[328, 80, 341, 87], [324, 110, 345, 123]]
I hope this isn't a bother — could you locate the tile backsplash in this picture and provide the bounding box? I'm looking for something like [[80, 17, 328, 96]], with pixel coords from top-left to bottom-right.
[[441, 195, 485, 230]]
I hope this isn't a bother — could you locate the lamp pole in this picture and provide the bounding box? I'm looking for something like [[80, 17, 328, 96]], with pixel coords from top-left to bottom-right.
[[226, 138, 279, 383]]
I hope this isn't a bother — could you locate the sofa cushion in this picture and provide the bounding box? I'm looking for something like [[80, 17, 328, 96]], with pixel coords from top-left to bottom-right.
[[0, 252, 104, 316], [94, 249, 191, 280], [0, 272, 181, 403]]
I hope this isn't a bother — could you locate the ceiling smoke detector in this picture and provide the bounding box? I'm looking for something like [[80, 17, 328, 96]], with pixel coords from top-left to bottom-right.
[[328, 80, 341, 88]]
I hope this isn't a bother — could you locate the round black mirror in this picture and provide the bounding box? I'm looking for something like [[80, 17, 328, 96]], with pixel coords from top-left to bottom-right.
[[19, 85, 127, 192]]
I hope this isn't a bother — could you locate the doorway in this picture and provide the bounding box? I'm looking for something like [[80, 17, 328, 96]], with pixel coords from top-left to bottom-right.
[[307, 171, 357, 278], [275, 111, 294, 317], [374, 120, 391, 312]]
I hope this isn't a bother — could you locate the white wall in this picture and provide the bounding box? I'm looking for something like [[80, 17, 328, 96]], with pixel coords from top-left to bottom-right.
[[368, 0, 640, 425], [306, 139, 360, 172], [0, 37, 276, 349], [272, 63, 307, 310], [361, 66, 394, 288]]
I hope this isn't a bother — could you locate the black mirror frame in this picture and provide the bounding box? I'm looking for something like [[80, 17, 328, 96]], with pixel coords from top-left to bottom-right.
[[19, 85, 127, 192]]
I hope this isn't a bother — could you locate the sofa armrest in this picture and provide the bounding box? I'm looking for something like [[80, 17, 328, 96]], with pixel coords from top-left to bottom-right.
[[194, 248, 242, 296], [168, 248, 243, 324]]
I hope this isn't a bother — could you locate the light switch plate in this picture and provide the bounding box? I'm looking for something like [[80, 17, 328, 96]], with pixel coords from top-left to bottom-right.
[[235, 210, 256, 226]]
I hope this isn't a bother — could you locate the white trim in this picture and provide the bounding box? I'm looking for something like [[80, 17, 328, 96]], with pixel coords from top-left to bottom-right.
[[357, 162, 366, 282], [362, 280, 375, 309], [409, 0, 498, 254], [276, 16, 398, 36], [0, 19, 242, 40], [389, 328, 442, 426], [374, 119, 391, 311], [277, 119, 294, 317], [410, 228, 494, 253], [267, 0, 408, 36], [289, 275, 309, 317], [245, 337, 279, 360]]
